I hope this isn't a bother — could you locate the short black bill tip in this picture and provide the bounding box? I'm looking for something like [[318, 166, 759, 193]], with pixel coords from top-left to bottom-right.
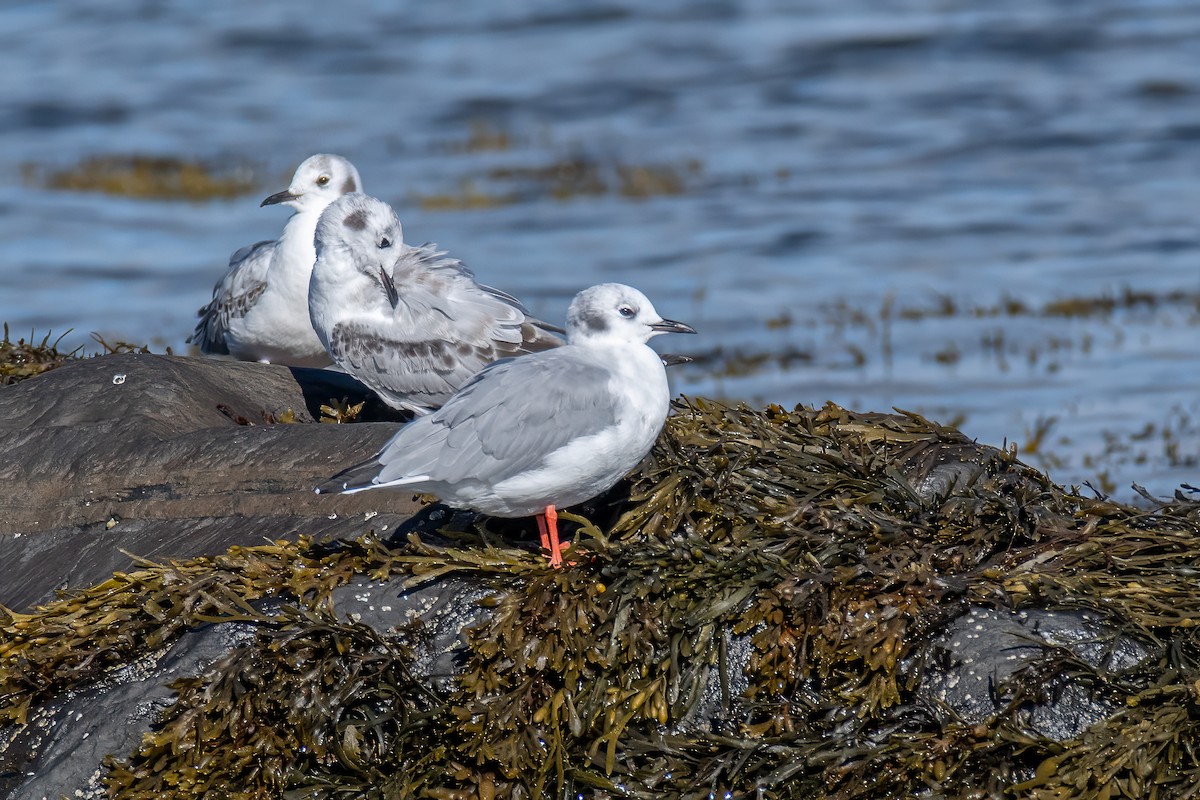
[[650, 317, 697, 335], [261, 190, 299, 207]]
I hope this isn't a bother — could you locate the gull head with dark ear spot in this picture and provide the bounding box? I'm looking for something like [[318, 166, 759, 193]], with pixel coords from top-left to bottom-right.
[[566, 283, 696, 346], [262, 153, 364, 212], [314, 193, 403, 271]]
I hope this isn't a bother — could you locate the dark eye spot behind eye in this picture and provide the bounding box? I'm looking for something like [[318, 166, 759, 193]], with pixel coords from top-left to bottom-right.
[[342, 176, 358, 194], [343, 209, 368, 230]]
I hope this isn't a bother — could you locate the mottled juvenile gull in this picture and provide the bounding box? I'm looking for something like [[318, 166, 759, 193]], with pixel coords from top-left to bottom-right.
[[191, 153, 363, 367], [309, 192, 563, 414], [318, 283, 696, 567]]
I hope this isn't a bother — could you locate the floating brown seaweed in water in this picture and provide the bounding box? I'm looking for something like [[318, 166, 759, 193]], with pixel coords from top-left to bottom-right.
[[23, 155, 258, 201], [3, 400, 1200, 798]]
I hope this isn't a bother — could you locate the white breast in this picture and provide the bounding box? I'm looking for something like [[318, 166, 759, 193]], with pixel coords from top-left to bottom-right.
[[230, 209, 330, 365]]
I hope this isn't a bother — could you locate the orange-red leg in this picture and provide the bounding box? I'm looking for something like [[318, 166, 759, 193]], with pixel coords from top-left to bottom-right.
[[536, 505, 563, 568], [536, 512, 551, 554]]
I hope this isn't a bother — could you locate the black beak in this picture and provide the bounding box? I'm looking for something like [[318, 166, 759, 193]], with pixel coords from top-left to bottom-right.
[[650, 317, 696, 335], [261, 190, 299, 207]]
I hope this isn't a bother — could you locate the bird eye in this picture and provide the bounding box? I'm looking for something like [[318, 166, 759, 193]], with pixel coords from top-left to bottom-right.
[[618, 305, 635, 318], [378, 237, 392, 249], [316, 175, 331, 186]]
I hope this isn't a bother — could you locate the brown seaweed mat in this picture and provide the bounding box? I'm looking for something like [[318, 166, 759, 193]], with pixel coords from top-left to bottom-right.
[[3, 400, 1200, 798]]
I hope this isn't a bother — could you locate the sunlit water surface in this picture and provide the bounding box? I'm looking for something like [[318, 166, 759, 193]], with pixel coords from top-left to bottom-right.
[[2, 0, 1199, 498]]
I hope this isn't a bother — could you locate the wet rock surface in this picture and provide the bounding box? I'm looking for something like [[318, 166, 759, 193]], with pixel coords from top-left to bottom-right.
[[5, 618, 259, 800], [3, 359, 1200, 799], [0, 353, 418, 610], [917, 606, 1156, 741]]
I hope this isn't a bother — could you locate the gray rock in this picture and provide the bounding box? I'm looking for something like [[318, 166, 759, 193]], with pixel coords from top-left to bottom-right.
[[4, 619, 260, 800], [916, 605, 1156, 740], [1, 569, 498, 800], [0, 353, 420, 610]]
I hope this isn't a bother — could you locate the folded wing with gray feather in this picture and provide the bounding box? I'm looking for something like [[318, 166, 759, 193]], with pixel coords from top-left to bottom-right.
[[326, 349, 621, 493], [190, 239, 275, 353], [327, 243, 563, 413]]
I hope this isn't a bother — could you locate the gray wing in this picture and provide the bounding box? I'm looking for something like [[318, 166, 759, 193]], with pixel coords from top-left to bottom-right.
[[478, 282, 566, 337], [190, 239, 275, 353], [328, 243, 563, 411], [405, 243, 565, 347], [373, 349, 620, 487]]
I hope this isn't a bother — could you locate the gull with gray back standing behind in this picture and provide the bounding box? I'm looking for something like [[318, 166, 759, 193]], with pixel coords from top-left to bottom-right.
[[191, 153, 363, 366], [319, 282, 695, 567], [308, 192, 563, 414]]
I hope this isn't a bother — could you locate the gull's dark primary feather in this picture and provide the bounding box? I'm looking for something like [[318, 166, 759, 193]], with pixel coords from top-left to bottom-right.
[[316, 454, 386, 494]]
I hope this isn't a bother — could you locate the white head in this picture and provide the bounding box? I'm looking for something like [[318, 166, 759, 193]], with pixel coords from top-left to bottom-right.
[[565, 283, 695, 347], [261, 153, 363, 213]]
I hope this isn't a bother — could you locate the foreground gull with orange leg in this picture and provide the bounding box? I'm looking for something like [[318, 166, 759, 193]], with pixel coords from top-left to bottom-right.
[[318, 283, 695, 567], [535, 506, 563, 567]]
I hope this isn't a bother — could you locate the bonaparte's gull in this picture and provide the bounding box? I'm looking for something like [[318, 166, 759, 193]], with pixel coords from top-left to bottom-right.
[[191, 153, 362, 367], [309, 192, 563, 414], [318, 282, 696, 567]]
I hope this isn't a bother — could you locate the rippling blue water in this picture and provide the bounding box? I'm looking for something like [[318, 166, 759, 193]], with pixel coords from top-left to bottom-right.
[[1, 0, 1198, 497]]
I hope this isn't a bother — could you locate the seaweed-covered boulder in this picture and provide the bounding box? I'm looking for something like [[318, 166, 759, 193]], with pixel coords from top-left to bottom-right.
[[5, 382, 1200, 799], [0, 352, 417, 610]]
